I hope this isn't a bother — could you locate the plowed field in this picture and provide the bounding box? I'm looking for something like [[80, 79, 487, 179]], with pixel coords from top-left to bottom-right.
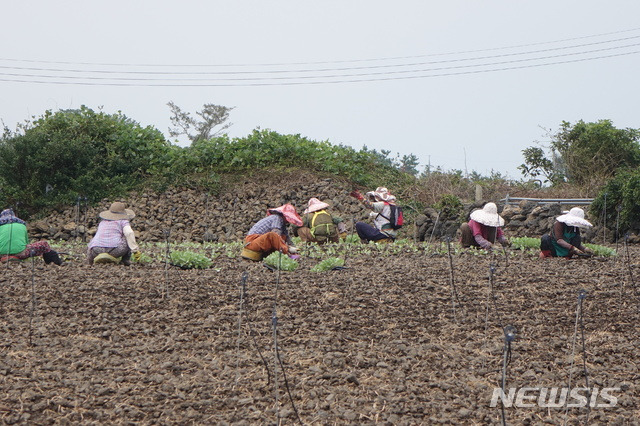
[[0, 244, 638, 424]]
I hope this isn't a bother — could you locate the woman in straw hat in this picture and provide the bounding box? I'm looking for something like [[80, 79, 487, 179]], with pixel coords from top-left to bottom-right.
[[460, 202, 510, 250], [296, 198, 346, 244], [350, 187, 398, 243], [0, 208, 62, 265], [241, 204, 302, 261], [87, 202, 141, 265], [540, 207, 594, 258]]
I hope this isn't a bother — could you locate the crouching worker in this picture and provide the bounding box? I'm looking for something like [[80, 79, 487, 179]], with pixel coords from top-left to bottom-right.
[[87, 202, 141, 265], [350, 187, 398, 243], [0, 208, 62, 265], [460, 202, 510, 250], [241, 204, 301, 261], [540, 207, 593, 258], [296, 198, 347, 244]]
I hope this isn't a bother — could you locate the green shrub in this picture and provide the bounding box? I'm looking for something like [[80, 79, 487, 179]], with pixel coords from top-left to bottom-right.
[[433, 194, 463, 219], [311, 257, 344, 272], [0, 106, 172, 214], [170, 250, 213, 269], [263, 251, 298, 271], [591, 168, 640, 230]]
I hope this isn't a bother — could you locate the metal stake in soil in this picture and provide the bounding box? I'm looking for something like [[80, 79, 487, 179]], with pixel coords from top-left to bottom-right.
[[615, 205, 621, 255], [272, 251, 281, 422], [445, 236, 460, 322], [234, 272, 248, 389], [28, 250, 37, 346], [500, 325, 517, 426], [563, 290, 590, 425], [163, 229, 171, 299]]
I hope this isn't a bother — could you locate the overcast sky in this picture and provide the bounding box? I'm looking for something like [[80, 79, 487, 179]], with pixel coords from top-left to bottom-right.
[[2, 1, 639, 179]]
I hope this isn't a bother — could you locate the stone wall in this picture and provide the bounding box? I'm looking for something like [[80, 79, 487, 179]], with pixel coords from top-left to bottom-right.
[[415, 200, 603, 243]]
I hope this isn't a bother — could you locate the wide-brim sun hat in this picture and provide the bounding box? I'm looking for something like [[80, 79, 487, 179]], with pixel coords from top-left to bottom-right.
[[267, 204, 303, 227], [304, 198, 330, 214], [365, 186, 397, 203], [99, 202, 135, 220], [556, 207, 592, 228], [470, 202, 505, 227]]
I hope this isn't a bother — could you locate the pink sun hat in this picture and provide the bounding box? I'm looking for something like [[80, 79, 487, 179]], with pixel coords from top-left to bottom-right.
[[267, 204, 303, 227], [303, 198, 330, 214]]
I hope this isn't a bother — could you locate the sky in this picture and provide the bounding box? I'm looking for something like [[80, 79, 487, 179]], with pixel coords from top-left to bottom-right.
[[2, 1, 640, 179]]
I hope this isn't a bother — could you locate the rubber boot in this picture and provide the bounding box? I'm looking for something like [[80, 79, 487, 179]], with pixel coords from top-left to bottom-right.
[[43, 250, 63, 265]]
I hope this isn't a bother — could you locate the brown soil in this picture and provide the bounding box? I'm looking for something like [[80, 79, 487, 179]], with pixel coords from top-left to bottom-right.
[[0, 246, 638, 424]]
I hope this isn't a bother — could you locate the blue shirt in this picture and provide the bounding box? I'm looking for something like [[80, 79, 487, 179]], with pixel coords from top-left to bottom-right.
[[247, 214, 289, 238]]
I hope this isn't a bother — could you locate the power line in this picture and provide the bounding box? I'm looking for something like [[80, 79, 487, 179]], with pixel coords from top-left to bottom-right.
[[0, 50, 637, 87], [1, 35, 638, 76], [0, 26, 639, 68]]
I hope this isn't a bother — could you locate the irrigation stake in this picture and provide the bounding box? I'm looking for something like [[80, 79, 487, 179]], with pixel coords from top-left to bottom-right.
[[163, 229, 171, 300], [82, 196, 88, 243], [272, 251, 281, 422], [601, 192, 607, 244], [500, 325, 517, 426], [234, 272, 248, 389], [427, 210, 441, 247], [615, 205, 621, 257], [28, 250, 37, 346], [74, 196, 81, 242], [563, 289, 590, 426], [269, 251, 302, 425], [622, 234, 640, 307], [445, 236, 460, 323]]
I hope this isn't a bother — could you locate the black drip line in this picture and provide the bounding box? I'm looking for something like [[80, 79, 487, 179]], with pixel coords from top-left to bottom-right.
[[563, 289, 591, 426], [270, 252, 303, 425], [234, 272, 272, 391]]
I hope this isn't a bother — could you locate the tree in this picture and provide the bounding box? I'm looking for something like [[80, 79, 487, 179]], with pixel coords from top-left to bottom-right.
[[519, 120, 640, 187], [398, 153, 420, 176], [518, 146, 564, 185], [167, 102, 234, 143]]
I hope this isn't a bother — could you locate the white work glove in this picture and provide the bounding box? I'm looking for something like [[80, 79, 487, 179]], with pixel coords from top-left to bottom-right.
[[288, 246, 298, 254]]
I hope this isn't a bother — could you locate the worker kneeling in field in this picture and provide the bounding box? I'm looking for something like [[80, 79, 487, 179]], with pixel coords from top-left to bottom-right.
[[460, 202, 510, 250], [296, 198, 347, 244], [350, 187, 401, 243], [540, 207, 593, 258], [87, 202, 142, 266], [0, 208, 62, 265], [241, 204, 301, 261]]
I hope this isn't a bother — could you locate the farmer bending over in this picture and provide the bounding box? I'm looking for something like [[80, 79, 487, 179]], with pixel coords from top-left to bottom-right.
[[87, 202, 141, 265], [540, 207, 593, 258], [350, 187, 398, 243], [241, 204, 301, 261], [0, 208, 62, 265], [296, 198, 347, 244], [460, 202, 510, 250]]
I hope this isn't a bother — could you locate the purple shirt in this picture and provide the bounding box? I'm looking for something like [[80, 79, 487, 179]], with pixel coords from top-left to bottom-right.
[[88, 219, 129, 248]]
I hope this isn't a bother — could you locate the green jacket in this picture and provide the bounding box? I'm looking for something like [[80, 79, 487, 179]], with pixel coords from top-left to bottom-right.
[[0, 223, 29, 255]]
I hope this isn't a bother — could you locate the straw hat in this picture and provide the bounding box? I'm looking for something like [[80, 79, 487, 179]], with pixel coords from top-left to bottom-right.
[[365, 187, 397, 203], [556, 207, 592, 228], [304, 198, 330, 214], [470, 202, 505, 227], [99, 202, 135, 221], [267, 204, 303, 227]]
